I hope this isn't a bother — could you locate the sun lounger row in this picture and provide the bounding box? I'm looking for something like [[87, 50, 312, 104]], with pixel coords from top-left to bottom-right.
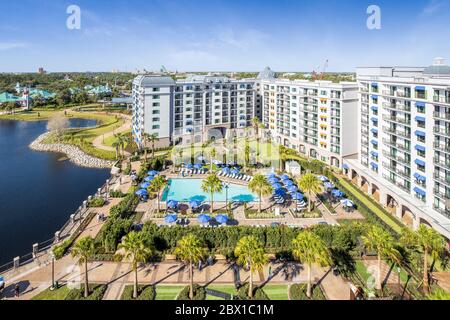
[[180, 168, 208, 175], [217, 172, 253, 181], [274, 195, 285, 204]]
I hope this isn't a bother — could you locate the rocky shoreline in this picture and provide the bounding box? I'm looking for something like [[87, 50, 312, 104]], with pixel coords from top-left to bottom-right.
[[29, 132, 115, 169]]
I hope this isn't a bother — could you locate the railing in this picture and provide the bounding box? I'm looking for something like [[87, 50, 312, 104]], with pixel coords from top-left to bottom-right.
[[433, 112, 450, 120]]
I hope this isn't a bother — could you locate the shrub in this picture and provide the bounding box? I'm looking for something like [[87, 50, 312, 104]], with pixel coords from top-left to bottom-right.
[[237, 283, 269, 300], [121, 285, 156, 300], [109, 190, 126, 198], [65, 284, 107, 300], [289, 284, 326, 300], [177, 285, 206, 300], [88, 197, 105, 208]]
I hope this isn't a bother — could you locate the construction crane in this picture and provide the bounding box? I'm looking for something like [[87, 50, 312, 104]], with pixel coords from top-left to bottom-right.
[[312, 59, 329, 81]]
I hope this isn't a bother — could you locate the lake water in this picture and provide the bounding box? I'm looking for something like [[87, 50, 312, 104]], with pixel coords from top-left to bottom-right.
[[0, 119, 110, 266]]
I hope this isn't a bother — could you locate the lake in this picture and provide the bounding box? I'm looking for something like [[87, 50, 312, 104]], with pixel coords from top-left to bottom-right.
[[0, 119, 110, 266]]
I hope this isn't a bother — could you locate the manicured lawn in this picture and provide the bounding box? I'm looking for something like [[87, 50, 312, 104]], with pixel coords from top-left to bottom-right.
[[355, 260, 372, 284], [262, 284, 289, 300], [154, 285, 185, 300], [0, 109, 60, 121], [104, 129, 132, 147], [31, 285, 70, 300], [338, 178, 404, 234]]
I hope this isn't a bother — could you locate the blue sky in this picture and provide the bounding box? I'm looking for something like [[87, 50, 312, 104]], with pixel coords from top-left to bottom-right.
[[0, 0, 449, 72]]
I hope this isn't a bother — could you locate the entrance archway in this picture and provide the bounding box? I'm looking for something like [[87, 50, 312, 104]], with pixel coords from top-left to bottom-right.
[[402, 205, 415, 228], [386, 194, 398, 216], [371, 183, 380, 202]]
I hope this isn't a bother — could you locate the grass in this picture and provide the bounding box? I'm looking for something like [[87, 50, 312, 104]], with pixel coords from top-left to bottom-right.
[[104, 129, 132, 147], [0, 109, 60, 121], [355, 260, 372, 284], [338, 178, 404, 234], [154, 285, 185, 300], [31, 285, 70, 300], [262, 284, 289, 300]]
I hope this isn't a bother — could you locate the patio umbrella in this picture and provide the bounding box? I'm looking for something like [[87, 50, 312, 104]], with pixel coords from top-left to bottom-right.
[[324, 182, 335, 189], [271, 183, 282, 189], [341, 199, 354, 208], [135, 189, 148, 197], [280, 174, 290, 180], [318, 175, 329, 182], [197, 156, 206, 161], [284, 180, 294, 187], [273, 188, 286, 196], [332, 189, 345, 198], [287, 186, 299, 193], [267, 172, 277, 178], [186, 164, 194, 169], [144, 176, 154, 182], [140, 182, 150, 189], [164, 214, 178, 224], [212, 159, 222, 165], [215, 214, 229, 224], [292, 192, 304, 201], [198, 214, 212, 223], [148, 170, 159, 176], [189, 200, 202, 208], [194, 164, 203, 170], [268, 177, 279, 184], [230, 168, 240, 175], [167, 200, 179, 209], [222, 167, 231, 174]]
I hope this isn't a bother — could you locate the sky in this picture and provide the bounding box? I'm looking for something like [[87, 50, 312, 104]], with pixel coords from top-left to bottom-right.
[[0, 0, 449, 72]]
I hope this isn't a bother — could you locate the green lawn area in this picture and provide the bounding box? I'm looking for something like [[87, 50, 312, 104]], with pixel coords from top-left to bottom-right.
[[355, 260, 372, 284], [154, 285, 185, 300], [31, 285, 70, 300], [104, 129, 132, 147], [338, 178, 404, 234], [0, 109, 60, 121], [262, 284, 289, 300]]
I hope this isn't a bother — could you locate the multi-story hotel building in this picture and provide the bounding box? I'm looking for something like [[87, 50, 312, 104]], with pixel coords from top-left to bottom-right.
[[257, 70, 359, 169], [344, 58, 450, 239], [132, 75, 256, 147]]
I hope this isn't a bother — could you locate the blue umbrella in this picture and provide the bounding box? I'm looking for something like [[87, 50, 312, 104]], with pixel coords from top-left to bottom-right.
[[318, 175, 329, 182], [268, 177, 279, 184], [135, 189, 148, 197], [140, 182, 150, 189], [284, 180, 294, 187], [292, 192, 304, 201], [212, 159, 222, 165], [231, 168, 240, 175], [280, 174, 290, 180], [198, 214, 211, 223], [189, 200, 202, 208], [287, 186, 299, 193], [222, 167, 231, 174], [194, 163, 203, 170], [165, 214, 178, 223], [167, 200, 179, 209], [144, 176, 154, 182], [186, 164, 194, 169], [267, 172, 277, 178], [215, 214, 229, 224], [341, 199, 354, 207], [324, 182, 335, 189], [271, 183, 282, 189], [332, 189, 344, 198], [148, 170, 159, 176], [273, 188, 286, 196]]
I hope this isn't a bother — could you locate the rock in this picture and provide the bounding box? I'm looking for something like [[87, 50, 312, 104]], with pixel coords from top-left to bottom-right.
[[29, 132, 115, 169]]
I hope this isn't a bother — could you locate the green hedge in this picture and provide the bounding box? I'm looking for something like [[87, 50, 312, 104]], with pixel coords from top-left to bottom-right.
[[237, 283, 269, 300], [289, 284, 326, 300], [177, 285, 206, 300], [109, 190, 126, 198], [65, 284, 107, 300], [88, 197, 105, 208], [121, 285, 156, 300]]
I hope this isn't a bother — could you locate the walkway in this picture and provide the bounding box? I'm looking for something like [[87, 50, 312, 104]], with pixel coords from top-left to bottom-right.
[[91, 114, 132, 155]]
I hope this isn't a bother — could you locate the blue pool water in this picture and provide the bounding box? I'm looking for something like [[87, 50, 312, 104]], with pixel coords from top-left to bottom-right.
[[162, 179, 258, 202]]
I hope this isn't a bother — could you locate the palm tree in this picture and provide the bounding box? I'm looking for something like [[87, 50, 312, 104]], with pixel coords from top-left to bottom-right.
[[298, 173, 321, 212], [362, 225, 402, 291], [174, 234, 206, 300], [148, 133, 158, 158], [71, 236, 96, 298], [251, 117, 260, 139], [117, 231, 152, 299], [201, 174, 223, 214], [248, 174, 273, 213], [209, 147, 217, 172], [401, 225, 444, 292], [291, 231, 332, 298], [112, 140, 121, 160], [235, 236, 268, 299], [149, 175, 167, 212], [142, 133, 151, 161], [244, 143, 250, 170]]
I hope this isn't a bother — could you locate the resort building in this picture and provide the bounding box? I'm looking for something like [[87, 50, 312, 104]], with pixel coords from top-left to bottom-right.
[[344, 58, 450, 239], [132, 75, 256, 147], [257, 70, 359, 169]]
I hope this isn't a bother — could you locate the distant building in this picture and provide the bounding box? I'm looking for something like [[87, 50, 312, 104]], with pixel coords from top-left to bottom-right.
[[38, 67, 46, 74]]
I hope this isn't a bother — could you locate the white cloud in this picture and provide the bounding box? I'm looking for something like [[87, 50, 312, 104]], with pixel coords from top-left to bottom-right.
[[421, 0, 445, 16], [0, 42, 29, 51]]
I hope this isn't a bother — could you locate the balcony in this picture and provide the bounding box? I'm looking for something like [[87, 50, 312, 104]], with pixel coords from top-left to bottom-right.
[[382, 138, 411, 152], [382, 102, 411, 112], [382, 114, 411, 125], [433, 205, 450, 219], [433, 112, 450, 121], [383, 162, 411, 179], [433, 96, 450, 104], [382, 174, 411, 192], [434, 143, 450, 154], [382, 150, 410, 166], [434, 188, 450, 200], [434, 157, 450, 168]]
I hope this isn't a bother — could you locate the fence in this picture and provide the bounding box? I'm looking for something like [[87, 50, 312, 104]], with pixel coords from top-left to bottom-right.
[[0, 175, 119, 276]]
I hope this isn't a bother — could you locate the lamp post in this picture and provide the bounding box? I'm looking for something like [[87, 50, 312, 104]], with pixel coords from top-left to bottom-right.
[[50, 251, 56, 290], [223, 182, 230, 213]]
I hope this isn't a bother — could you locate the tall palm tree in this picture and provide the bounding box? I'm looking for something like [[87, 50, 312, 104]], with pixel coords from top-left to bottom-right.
[[401, 225, 444, 292], [362, 225, 402, 291], [142, 133, 151, 161], [291, 231, 332, 298], [112, 140, 121, 160], [298, 173, 321, 212], [149, 175, 167, 212], [235, 236, 268, 299], [201, 173, 223, 214], [174, 234, 206, 300], [209, 147, 217, 172], [71, 236, 96, 298], [148, 133, 158, 158], [117, 231, 152, 299], [248, 174, 273, 213], [244, 143, 250, 170], [251, 117, 260, 139]]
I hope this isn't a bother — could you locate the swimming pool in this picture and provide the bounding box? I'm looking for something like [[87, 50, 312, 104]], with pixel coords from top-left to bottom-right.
[[162, 179, 258, 203]]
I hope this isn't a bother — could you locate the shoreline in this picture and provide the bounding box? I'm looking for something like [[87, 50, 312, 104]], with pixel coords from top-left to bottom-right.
[[29, 132, 115, 169]]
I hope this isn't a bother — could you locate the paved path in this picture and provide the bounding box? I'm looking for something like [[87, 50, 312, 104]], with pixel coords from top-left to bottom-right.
[[91, 114, 131, 155]]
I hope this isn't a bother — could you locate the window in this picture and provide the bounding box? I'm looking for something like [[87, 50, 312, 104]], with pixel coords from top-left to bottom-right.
[[152, 95, 160, 99], [152, 102, 160, 107], [152, 110, 160, 114], [152, 88, 160, 92], [152, 117, 160, 122], [152, 125, 160, 129]]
